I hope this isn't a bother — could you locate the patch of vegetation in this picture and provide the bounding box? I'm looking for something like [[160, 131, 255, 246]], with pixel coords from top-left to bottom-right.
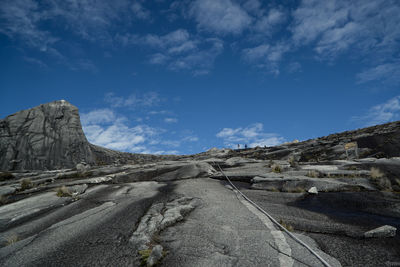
[[271, 164, 282, 173], [288, 156, 298, 167], [370, 167, 392, 191], [345, 165, 358, 171], [279, 219, 294, 232], [139, 249, 152, 266], [138, 247, 167, 267], [370, 167, 384, 179], [0, 172, 15, 181], [56, 186, 72, 197], [20, 178, 33, 190], [59, 171, 93, 179], [306, 170, 321, 178], [288, 187, 306, 193], [6, 234, 19, 246], [268, 187, 280, 192]]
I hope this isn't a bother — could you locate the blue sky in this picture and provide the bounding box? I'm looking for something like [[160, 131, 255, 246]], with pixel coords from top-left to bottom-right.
[[1, 0, 399, 155]]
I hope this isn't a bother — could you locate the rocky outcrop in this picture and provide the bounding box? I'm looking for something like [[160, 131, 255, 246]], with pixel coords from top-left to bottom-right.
[[0, 100, 95, 170], [224, 120, 400, 162]]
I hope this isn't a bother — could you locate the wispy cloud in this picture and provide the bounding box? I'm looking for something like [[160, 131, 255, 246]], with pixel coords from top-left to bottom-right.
[[356, 62, 400, 85], [189, 0, 252, 35], [253, 8, 286, 34], [216, 123, 285, 148], [291, 0, 400, 59], [80, 108, 116, 125], [352, 95, 400, 126], [0, 0, 147, 46], [126, 29, 224, 75], [0, 0, 58, 51], [242, 43, 290, 75], [104, 92, 161, 109], [164, 118, 178, 123]]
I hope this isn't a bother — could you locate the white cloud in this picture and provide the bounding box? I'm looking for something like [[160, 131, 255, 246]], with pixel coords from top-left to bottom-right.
[[189, 0, 252, 35], [216, 123, 285, 148], [123, 29, 223, 74], [254, 8, 286, 33], [104, 92, 161, 109], [0, 0, 58, 51], [82, 119, 157, 151], [291, 0, 400, 60], [356, 63, 400, 84], [0, 0, 146, 47], [80, 108, 116, 125], [81, 108, 163, 152], [131, 1, 151, 20], [164, 117, 178, 123], [352, 95, 400, 126], [242, 43, 290, 74]]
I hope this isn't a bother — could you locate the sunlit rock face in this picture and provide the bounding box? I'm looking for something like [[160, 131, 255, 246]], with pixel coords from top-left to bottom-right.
[[0, 100, 95, 170]]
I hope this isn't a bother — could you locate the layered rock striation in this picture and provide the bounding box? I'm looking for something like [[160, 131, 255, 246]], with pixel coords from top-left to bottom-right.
[[0, 100, 95, 170]]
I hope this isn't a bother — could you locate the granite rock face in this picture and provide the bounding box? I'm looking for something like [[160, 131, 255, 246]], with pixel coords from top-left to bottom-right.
[[0, 100, 95, 170]]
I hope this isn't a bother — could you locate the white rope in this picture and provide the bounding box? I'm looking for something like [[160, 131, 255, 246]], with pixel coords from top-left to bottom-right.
[[214, 162, 332, 267]]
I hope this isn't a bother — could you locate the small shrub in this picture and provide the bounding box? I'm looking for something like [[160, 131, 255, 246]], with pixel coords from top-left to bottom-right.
[[0, 172, 15, 181], [279, 219, 294, 232], [139, 249, 152, 266], [56, 186, 72, 197], [288, 156, 298, 167], [20, 178, 33, 190], [370, 167, 384, 179], [271, 164, 282, 173], [306, 170, 321, 178], [370, 167, 392, 191]]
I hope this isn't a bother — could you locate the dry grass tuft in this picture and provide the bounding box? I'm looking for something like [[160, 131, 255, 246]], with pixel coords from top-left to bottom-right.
[[306, 170, 321, 178], [56, 186, 72, 197], [6, 234, 19, 246], [288, 156, 298, 167], [268, 187, 280, 192], [20, 178, 33, 190], [279, 219, 294, 232], [370, 167, 384, 179], [288, 187, 306, 193], [271, 164, 282, 173]]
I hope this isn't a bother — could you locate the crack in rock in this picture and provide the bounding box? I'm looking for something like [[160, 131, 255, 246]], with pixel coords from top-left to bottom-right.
[[130, 197, 199, 256]]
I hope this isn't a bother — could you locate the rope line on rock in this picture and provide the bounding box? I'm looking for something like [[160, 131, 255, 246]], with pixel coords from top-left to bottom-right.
[[213, 162, 332, 267]]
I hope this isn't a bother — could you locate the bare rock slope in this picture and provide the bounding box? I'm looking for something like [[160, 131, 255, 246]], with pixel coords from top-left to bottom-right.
[[0, 100, 175, 171], [0, 100, 95, 170]]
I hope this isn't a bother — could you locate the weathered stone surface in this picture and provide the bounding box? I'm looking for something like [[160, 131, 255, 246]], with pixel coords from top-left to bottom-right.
[[0, 186, 16, 197], [364, 225, 397, 238], [0, 100, 95, 170], [130, 197, 198, 250]]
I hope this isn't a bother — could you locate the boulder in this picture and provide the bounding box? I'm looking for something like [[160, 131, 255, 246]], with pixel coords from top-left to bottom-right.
[[364, 225, 397, 238], [76, 162, 91, 172], [308, 187, 318, 194]]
